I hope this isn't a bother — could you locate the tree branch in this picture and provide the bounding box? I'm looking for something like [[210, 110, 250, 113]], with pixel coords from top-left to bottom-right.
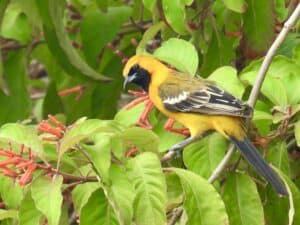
[[208, 3, 300, 184]]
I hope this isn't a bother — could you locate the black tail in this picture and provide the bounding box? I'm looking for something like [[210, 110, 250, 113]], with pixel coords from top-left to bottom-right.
[[230, 136, 288, 196]]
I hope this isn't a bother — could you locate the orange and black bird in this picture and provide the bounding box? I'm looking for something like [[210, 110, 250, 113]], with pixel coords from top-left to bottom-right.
[[123, 55, 288, 196]]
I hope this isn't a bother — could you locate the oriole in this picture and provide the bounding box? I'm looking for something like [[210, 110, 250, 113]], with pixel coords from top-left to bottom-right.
[[123, 55, 288, 196]]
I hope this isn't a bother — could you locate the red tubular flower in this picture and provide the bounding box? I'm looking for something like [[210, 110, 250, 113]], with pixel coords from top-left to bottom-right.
[[38, 115, 66, 141], [19, 164, 36, 186], [0, 144, 37, 186]]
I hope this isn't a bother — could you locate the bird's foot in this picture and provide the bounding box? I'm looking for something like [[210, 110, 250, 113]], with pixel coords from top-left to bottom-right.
[[164, 119, 190, 136], [125, 147, 139, 157]]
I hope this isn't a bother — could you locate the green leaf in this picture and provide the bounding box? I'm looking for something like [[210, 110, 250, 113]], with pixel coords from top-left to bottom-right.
[[200, 32, 236, 76], [0, 123, 44, 159], [18, 0, 42, 31], [19, 192, 42, 225], [183, 133, 227, 179], [274, 0, 289, 22], [1, 3, 32, 44], [0, 50, 31, 126], [264, 183, 289, 225], [222, 173, 264, 225], [96, 0, 108, 11], [0, 0, 9, 26], [91, 51, 124, 119], [295, 121, 300, 147], [242, 56, 300, 104], [80, 189, 119, 225], [170, 168, 229, 225], [82, 134, 111, 182], [253, 110, 273, 121], [114, 104, 145, 127], [143, 0, 156, 12], [293, 43, 300, 65], [59, 119, 120, 158], [266, 141, 290, 176], [137, 22, 165, 54], [42, 82, 64, 117], [35, 0, 111, 81], [0, 0, 9, 91], [161, 0, 190, 34], [0, 209, 18, 221], [242, 0, 275, 55], [281, 72, 300, 105], [127, 152, 167, 225], [252, 110, 273, 135], [152, 119, 184, 152], [81, 5, 132, 67], [277, 33, 300, 58], [0, 175, 24, 209], [208, 66, 245, 98], [223, 0, 247, 13], [72, 181, 100, 214], [108, 165, 135, 225], [165, 173, 183, 209], [154, 38, 199, 75], [118, 127, 159, 153], [273, 168, 300, 225], [31, 176, 63, 225], [241, 71, 288, 106]]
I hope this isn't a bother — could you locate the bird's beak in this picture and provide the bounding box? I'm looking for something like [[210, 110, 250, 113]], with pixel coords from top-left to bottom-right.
[[123, 73, 137, 89]]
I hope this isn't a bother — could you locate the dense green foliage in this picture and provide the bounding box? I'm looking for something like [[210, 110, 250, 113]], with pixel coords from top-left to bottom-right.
[[0, 0, 299, 225]]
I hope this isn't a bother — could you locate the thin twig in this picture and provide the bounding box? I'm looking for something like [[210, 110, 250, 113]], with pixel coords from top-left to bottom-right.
[[208, 4, 300, 184], [75, 144, 101, 182], [168, 207, 184, 225], [208, 144, 235, 183]]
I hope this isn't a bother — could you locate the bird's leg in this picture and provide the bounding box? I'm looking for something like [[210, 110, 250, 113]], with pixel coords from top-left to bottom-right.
[[137, 99, 154, 129], [161, 135, 202, 162], [124, 90, 154, 129], [164, 118, 190, 136]]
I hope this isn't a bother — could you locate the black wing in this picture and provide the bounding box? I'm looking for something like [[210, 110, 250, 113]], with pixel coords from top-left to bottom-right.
[[159, 82, 252, 118]]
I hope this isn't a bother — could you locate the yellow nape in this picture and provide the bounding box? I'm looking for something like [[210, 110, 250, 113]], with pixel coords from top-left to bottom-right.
[[123, 55, 169, 77]]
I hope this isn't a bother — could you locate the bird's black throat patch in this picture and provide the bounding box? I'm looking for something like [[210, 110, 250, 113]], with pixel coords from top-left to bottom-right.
[[127, 64, 151, 92]]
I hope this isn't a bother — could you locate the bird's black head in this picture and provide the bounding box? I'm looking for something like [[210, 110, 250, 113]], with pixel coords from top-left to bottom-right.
[[123, 64, 151, 92]]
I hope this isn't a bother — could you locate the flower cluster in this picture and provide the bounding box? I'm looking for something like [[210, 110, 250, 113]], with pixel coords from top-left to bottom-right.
[[38, 115, 66, 141], [0, 143, 36, 186]]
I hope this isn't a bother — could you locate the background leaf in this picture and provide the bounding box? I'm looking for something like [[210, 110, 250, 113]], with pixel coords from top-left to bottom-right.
[[19, 192, 42, 225], [241, 0, 275, 56], [0, 123, 44, 158], [127, 152, 167, 225], [223, 0, 247, 13], [154, 38, 199, 75], [208, 66, 245, 98], [36, 0, 111, 81], [80, 189, 119, 225], [81, 5, 132, 67], [222, 173, 264, 225], [171, 168, 229, 225], [183, 133, 227, 179], [0, 175, 23, 209], [31, 176, 63, 225]]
